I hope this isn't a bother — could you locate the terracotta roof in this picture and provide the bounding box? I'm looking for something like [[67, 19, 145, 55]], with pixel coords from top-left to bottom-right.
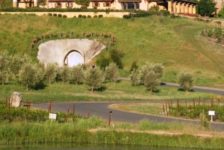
[[91, 0, 114, 2], [48, 0, 73, 2]]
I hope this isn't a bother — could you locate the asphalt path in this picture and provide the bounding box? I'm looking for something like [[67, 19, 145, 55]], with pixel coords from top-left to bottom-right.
[[34, 101, 224, 131], [163, 82, 224, 95], [33, 82, 224, 131]]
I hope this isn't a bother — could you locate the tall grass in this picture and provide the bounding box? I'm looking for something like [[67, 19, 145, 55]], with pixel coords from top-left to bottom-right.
[[0, 122, 224, 149]]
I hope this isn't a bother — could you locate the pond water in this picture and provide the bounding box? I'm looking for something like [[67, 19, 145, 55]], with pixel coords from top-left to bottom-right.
[[0, 145, 203, 150]]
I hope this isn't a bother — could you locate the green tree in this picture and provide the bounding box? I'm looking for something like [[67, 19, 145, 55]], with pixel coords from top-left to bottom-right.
[[59, 66, 71, 83], [129, 61, 138, 72], [96, 54, 110, 69], [138, 63, 164, 85], [152, 63, 164, 78], [110, 49, 124, 69], [144, 70, 160, 92], [197, 0, 216, 16], [130, 69, 140, 86], [105, 63, 119, 82], [70, 65, 84, 84], [9, 55, 29, 80], [178, 73, 193, 91], [85, 66, 104, 92], [44, 64, 57, 84], [19, 64, 45, 90]]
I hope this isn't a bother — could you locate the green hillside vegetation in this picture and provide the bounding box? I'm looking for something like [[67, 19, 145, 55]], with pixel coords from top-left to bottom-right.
[[0, 14, 224, 86], [0, 0, 11, 8]]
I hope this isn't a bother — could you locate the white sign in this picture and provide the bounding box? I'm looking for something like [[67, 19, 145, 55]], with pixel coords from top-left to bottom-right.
[[49, 113, 57, 120], [208, 110, 215, 116]]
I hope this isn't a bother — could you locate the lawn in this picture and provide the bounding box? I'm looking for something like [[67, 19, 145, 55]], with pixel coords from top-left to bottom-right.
[[0, 81, 213, 103], [0, 14, 224, 86]]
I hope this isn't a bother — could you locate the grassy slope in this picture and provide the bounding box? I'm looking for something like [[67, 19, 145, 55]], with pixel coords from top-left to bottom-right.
[[0, 15, 224, 86]]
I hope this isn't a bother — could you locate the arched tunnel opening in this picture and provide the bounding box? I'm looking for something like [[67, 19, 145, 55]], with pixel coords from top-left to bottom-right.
[[64, 50, 84, 67]]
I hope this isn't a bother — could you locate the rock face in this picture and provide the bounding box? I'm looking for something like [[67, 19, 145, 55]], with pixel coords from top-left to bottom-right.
[[37, 39, 106, 67], [9, 92, 22, 108]]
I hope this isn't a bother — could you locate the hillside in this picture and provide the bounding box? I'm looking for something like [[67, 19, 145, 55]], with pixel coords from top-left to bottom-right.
[[0, 14, 224, 86]]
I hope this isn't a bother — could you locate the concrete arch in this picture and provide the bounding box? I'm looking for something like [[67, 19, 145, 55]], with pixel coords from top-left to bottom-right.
[[37, 39, 106, 67], [63, 50, 84, 67]]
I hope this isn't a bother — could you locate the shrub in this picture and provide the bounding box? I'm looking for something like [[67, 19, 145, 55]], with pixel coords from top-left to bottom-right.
[[70, 65, 84, 84], [143, 70, 160, 92], [59, 66, 71, 83], [110, 49, 123, 69], [104, 63, 119, 82], [197, 0, 216, 16], [96, 54, 110, 69], [44, 64, 57, 84], [159, 10, 170, 16], [85, 65, 104, 92], [129, 61, 138, 72], [130, 69, 140, 86], [200, 112, 209, 129], [19, 64, 46, 90], [178, 72, 193, 91]]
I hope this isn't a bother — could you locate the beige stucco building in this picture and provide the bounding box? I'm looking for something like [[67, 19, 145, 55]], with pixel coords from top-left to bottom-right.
[[214, 0, 224, 13], [13, 0, 198, 15]]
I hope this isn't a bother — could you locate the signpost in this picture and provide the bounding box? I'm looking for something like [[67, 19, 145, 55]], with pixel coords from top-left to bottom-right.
[[208, 110, 215, 122], [49, 113, 57, 120]]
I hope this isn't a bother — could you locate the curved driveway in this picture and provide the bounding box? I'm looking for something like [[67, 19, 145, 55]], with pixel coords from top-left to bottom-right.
[[33, 83, 224, 131], [34, 101, 224, 131]]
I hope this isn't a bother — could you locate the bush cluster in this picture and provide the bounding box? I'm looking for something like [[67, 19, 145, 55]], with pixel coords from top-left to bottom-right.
[[48, 13, 67, 18], [201, 27, 224, 44], [169, 103, 224, 122], [123, 10, 170, 19], [130, 63, 164, 92], [96, 48, 123, 69], [0, 52, 120, 91]]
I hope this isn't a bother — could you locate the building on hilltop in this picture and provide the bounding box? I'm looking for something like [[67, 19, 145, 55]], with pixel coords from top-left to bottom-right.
[[12, 0, 198, 15]]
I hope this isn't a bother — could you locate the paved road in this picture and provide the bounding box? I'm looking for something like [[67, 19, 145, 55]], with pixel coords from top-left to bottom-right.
[[33, 82, 224, 131], [34, 102, 224, 131], [163, 82, 224, 95]]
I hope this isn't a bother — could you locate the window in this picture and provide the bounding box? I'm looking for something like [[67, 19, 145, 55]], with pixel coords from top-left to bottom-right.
[[104, 2, 110, 7], [93, 2, 99, 7], [55, 2, 62, 8], [66, 2, 73, 8]]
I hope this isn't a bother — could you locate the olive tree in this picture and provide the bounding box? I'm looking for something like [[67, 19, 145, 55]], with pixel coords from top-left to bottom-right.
[[57, 66, 71, 83], [130, 69, 140, 86], [105, 63, 119, 82], [144, 70, 160, 92], [178, 73, 193, 91], [85, 66, 104, 92], [44, 64, 57, 84], [70, 65, 84, 84], [19, 64, 45, 90]]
